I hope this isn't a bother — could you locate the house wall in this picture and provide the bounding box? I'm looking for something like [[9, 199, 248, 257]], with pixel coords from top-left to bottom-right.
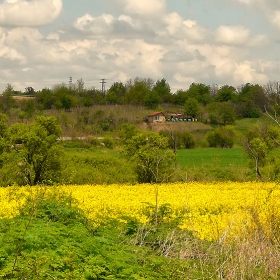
[[148, 115, 165, 123]]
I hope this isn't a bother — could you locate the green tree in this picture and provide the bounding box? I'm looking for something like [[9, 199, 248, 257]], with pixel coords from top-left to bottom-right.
[[237, 83, 269, 118], [52, 84, 78, 110], [87, 88, 105, 105], [124, 80, 151, 105], [117, 123, 139, 143], [173, 90, 188, 105], [123, 132, 175, 183], [9, 116, 62, 185], [184, 98, 199, 118], [215, 85, 236, 102], [244, 124, 280, 180], [144, 90, 161, 109], [187, 83, 211, 105], [23, 99, 36, 118], [106, 82, 127, 104], [25, 86, 35, 95], [207, 126, 236, 148], [245, 137, 268, 180], [208, 102, 236, 125], [153, 78, 172, 103], [181, 131, 196, 149], [0, 84, 17, 112], [36, 88, 55, 110]]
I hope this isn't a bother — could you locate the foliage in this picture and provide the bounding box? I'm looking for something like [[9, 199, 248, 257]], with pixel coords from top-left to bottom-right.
[[0, 84, 17, 112], [160, 130, 196, 151], [184, 98, 199, 118], [237, 83, 269, 118], [144, 90, 161, 109], [124, 79, 152, 105], [106, 82, 127, 104], [180, 131, 196, 149], [243, 124, 280, 179], [152, 78, 172, 103], [208, 102, 236, 125], [35, 88, 55, 110], [245, 137, 269, 179], [101, 137, 114, 149], [123, 131, 175, 183], [0, 189, 210, 280], [60, 148, 137, 184], [214, 85, 237, 102], [117, 122, 139, 143], [187, 83, 211, 105], [173, 89, 188, 105], [207, 126, 236, 148], [0, 113, 8, 168], [22, 99, 36, 118], [7, 116, 62, 185]]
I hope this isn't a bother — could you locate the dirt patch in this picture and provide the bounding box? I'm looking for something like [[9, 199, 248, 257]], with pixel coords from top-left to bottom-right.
[[138, 122, 212, 132]]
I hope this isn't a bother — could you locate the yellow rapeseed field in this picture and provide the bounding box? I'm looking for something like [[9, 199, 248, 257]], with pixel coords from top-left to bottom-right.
[[0, 182, 279, 242]]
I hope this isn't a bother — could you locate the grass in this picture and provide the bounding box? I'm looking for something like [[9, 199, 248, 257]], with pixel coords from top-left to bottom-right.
[[176, 147, 249, 168], [234, 115, 275, 134]]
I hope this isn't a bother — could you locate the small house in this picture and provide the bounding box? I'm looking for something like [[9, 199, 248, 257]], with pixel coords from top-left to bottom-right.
[[147, 112, 166, 123]]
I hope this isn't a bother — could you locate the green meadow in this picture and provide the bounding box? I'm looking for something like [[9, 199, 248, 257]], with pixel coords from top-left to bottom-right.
[[176, 147, 249, 168]]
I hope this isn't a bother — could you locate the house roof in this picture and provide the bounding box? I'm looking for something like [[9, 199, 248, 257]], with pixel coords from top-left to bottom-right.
[[148, 111, 165, 117]]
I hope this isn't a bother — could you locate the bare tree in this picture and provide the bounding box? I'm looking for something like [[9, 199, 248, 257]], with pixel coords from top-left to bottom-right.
[[264, 81, 280, 127]]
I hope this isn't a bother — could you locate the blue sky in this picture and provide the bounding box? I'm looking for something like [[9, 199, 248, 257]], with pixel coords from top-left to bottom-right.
[[0, 0, 280, 92]]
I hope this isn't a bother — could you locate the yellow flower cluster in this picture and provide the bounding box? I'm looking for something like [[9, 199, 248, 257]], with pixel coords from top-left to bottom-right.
[[0, 182, 279, 242]]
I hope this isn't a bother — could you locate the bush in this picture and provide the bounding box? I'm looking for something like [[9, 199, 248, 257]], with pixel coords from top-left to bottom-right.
[[102, 138, 114, 149], [159, 130, 196, 150], [207, 126, 235, 148], [123, 131, 175, 183], [248, 109, 261, 118], [0, 192, 212, 279], [180, 131, 196, 149], [61, 151, 136, 184]]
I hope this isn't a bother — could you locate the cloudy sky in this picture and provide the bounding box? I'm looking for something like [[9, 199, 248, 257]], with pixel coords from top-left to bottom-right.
[[0, 0, 280, 93]]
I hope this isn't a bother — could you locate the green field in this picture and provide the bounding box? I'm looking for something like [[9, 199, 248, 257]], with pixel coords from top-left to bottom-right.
[[176, 147, 249, 168]]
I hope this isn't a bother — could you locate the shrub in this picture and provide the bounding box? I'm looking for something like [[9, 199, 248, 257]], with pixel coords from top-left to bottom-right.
[[180, 131, 196, 149], [207, 126, 235, 148], [123, 131, 175, 183], [159, 130, 196, 151], [102, 138, 114, 149]]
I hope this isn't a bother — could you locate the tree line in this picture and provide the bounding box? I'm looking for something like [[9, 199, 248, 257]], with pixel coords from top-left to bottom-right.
[[1, 78, 280, 123]]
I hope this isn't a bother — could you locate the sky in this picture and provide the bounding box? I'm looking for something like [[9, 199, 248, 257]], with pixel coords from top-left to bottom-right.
[[0, 0, 280, 93]]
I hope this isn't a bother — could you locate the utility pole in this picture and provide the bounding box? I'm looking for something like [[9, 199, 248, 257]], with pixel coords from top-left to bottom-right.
[[69, 77, 73, 89], [100, 78, 106, 95]]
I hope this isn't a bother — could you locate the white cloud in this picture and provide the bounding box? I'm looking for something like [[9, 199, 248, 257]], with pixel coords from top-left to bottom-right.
[[117, 0, 167, 17], [233, 60, 268, 85], [215, 25, 250, 45], [73, 13, 158, 40], [0, 0, 279, 92], [0, 0, 62, 27], [271, 10, 280, 30], [164, 12, 206, 42], [74, 13, 114, 35]]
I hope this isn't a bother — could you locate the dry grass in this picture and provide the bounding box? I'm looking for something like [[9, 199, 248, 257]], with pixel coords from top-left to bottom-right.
[[139, 121, 212, 133]]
